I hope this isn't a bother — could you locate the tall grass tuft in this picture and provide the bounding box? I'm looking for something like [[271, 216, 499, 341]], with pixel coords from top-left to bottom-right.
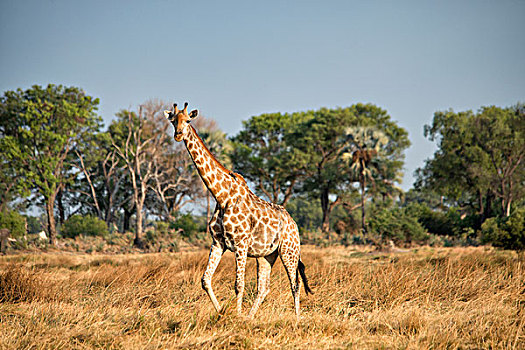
[[0, 265, 47, 303]]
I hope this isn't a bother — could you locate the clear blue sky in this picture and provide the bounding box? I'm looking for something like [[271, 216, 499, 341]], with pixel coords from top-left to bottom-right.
[[1, 0, 524, 189]]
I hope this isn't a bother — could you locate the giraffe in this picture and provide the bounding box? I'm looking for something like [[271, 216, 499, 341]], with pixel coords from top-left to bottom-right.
[[164, 102, 313, 319]]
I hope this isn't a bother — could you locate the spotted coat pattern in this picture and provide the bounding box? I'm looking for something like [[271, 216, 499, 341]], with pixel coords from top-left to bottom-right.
[[165, 103, 311, 319]]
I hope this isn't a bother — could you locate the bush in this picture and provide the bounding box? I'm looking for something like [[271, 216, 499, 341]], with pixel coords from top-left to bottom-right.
[[368, 207, 428, 245], [61, 215, 108, 238], [405, 203, 454, 236], [170, 213, 200, 238], [405, 203, 479, 241], [155, 221, 170, 236], [0, 209, 26, 238], [481, 208, 525, 252], [25, 215, 43, 235]]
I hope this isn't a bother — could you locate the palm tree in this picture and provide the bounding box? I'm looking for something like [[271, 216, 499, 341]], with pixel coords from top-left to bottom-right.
[[341, 127, 389, 233]]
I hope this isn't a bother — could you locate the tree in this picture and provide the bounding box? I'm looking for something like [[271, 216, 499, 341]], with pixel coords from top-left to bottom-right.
[[112, 101, 172, 247], [475, 105, 524, 217], [416, 104, 524, 221], [148, 112, 221, 222], [71, 130, 128, 227], [289, 107, 358, 233], [149, 142, 199, 221], [231, 112, 308, 206], [340, 127, 390, 233], [110, 100, 209, 246], [290, 104, 410, 232], [0, 84, 101, 244], [0, 148, 27, 211]]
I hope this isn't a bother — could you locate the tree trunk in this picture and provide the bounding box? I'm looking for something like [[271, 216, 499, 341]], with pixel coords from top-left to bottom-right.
[[478, 189, 484, 217], [105, 206, 113, 230], [360, 175, 367, 234], [0, 228, 9, 254], [505, 198, 512, 217], [123, 207, 132, 232], [486, 190, 494, 218], [46, 194, 57, 245], [281, 178, 297, 208], [134, 208, 144, 248], [320, 188, 331, 233], [57, 187, 65, 225], [475, 189, 485, 229]]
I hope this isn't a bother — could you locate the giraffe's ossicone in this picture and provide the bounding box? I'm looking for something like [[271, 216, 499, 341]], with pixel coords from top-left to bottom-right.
[[165, 102, 313, 319]]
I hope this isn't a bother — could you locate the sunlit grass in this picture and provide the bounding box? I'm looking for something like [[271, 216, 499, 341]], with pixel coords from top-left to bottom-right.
[[0, 246, 523, 349]]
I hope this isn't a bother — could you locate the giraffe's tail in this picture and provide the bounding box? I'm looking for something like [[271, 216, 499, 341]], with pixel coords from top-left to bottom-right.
[[298, 259, 313, 295]]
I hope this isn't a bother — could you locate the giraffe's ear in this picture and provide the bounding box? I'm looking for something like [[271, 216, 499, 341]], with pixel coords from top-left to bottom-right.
[[163, 110, 173, 121], [189, 109, 198, 120]]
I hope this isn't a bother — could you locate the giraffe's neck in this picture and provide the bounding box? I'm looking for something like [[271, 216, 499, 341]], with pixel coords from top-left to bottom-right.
[[184, 125, 236, 206]]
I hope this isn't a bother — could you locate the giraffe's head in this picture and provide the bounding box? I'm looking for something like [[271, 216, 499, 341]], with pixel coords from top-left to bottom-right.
[[164, 102, 199, 142]]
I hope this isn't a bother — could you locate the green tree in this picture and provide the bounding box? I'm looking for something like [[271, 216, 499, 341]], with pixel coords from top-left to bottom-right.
[[231, 112, 308, 206], [475, 105, 524, 216], [290, 104, 410, 232], [286, 195, 323, 232], [416, 104, 524, 220], [0, 149, 27, 211], [0, 84, 101, 244], [289, 107, 359, 232]]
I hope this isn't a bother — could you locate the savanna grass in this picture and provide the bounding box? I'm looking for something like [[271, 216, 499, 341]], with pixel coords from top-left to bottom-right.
[[0, 246, 523, 349]]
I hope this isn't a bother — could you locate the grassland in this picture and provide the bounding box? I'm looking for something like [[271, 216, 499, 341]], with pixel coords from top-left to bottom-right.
[[0, 245, 523, 349]]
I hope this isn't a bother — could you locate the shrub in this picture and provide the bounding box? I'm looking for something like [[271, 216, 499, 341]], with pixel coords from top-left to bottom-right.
[[170, 213, 199, 238], [155, 221, 170, 236], [481, 208, 525, 252], [0, 209, 26, 238], [145, 229, 158, 243], [368, 207, 428, 245], [61, 215, 108, 238], [405, 203, 479, 241], [405, 203, 454, 236], [25, 215, 43, 235]]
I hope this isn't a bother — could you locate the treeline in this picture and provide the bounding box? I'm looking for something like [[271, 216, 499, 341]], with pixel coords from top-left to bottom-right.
[[0, 84, 523, 251]]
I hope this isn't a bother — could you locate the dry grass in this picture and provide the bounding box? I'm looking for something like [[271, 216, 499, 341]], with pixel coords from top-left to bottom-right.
[[0, 246, 523, 349]]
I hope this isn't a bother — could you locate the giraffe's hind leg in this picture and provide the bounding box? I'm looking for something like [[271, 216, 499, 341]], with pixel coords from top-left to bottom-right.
[[234, 244, 249, 316], [247, 249, 279, 319], [279, 243, 301, 318]]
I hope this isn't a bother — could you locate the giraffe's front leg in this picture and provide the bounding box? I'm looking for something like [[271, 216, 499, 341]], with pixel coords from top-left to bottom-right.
[[234, 245, 248, 316], [202, 241, 225, 313]]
